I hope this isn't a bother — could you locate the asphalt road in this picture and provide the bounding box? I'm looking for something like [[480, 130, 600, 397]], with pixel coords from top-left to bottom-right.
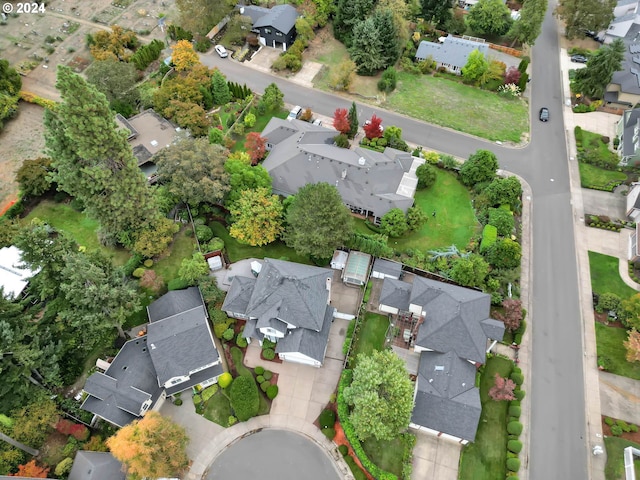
[[205, 430, 342, 480], [202, 8, 588, 476]]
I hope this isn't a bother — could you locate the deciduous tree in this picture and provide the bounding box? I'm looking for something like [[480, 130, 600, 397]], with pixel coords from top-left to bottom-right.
[[380, 208, 409, 237], [45, 66, 159, 242], [8, 459, 48, 477], [467, 0, 513, 36], [488, 373, 516, 401], [625, 329, 640, 363], [258, 83, 284, 112], [284, 182, 354, 260], [132, 218, 180, 258], [363, 115, 383, 139], [507, 0, 547, 46], [556, 0, 615, 39], [224, 157, 272, 206], [107, 411, 189, 479], [229, 188, 284, 246], [407, 206, 428, 231], [343, 350, 414, 441], [505, 66, 521, 85], [420, 0, 453, 29], [619, 293, 640, 330], [485, 176, 522, 209], [172, 40, 200, 72], [449, 254, 489, 288], [495, 298, 523, 332], [329, 60, 357, 91], [178, 252, 209, 285], [176, 0, 235, 35], [416, 163, 437, 189], [153, 138, 230, 206], [88, 25, 139, 61], [245, 132, 267, 165], [459, 149, 499, 186], [485, 238, 522, 269], [333, 108, 350, 134], [462, 50, 489, 86], [488, 208, 515, 236]]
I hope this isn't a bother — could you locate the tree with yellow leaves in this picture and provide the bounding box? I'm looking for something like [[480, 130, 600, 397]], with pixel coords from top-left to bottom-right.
[[625, 329, 640, 363], [106, 411, 189, 479], [230, 187, 284, 246], [88, 25, 139, 61], [171, 40, 200, 72]]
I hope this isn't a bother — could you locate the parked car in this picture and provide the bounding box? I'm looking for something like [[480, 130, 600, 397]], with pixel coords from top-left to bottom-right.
[[539, 107, 550, 122], [214, 45, 228, 58], [312, 118, 323, 126], [287, 105, 303, 121], [571, 54, 588, 63]]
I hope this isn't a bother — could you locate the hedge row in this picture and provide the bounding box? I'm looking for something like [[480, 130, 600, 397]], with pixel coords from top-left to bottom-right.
[[480, 224, 498, 253], [337, 370, 398, 480]]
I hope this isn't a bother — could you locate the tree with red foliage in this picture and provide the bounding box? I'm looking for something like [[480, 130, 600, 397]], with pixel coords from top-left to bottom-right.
[[9, 459, 49, 478], [504, 66, 521, 85], [363, 115, 383, 139], [488, 373, 516, 401], [245, 132, 267, 166], [70, 423, 90, 441], [495, 298, 523, 332], [55, 418, 74, 435], [332, 108, 350, 135]]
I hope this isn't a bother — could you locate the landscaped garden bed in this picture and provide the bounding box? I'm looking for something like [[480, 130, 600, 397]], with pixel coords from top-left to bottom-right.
[[585, 214, 631, 232], [575, 127, 629, 191]]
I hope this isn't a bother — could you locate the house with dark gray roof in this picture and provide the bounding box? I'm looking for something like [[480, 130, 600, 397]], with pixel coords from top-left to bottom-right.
[[616, 108, 640, 166], [222, 258, 335, 367], [68, 451, 126, 480], [410, 351, 481, 444], [82, 287, 223, 426], [371, 258, 402, 279], [378, 274, 504, 443], [415, 35, 489, 74], [605, 22, 640, 108], [238, 4, 299, 50], [261, 118, 421, 223]]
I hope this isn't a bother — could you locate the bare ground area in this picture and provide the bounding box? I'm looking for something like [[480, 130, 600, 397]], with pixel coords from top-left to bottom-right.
[[0, 103, 46, 211]]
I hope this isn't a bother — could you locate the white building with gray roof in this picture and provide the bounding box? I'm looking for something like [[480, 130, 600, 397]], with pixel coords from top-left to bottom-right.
[[415, 35, 489, 74], [261, 118, 420, 223]]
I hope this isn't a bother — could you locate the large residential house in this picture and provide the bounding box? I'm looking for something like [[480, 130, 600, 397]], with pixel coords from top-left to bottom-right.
[[0, 246, 38, 299], [378, 275, 504, 443], [414, 35, 489, 74], [82, 287, 223, 426], [617, 108, 640, 166], [261, 118, 422, 223], [238, 4, 300, 50], [222, 258, 335, 367]]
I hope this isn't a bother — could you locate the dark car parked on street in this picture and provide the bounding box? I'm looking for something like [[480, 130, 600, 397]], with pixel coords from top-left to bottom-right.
[[539, 107, 550, 122]]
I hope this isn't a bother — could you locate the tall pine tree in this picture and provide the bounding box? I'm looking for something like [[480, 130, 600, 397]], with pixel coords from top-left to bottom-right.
[[44, 66, 159, 243], [350, 17, 386, 75], [348, 102, 359, 139], [373, 8, 400, 69], [334, 0, 377, 47]]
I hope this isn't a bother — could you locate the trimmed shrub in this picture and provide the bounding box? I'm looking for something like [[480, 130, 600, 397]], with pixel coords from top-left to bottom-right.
[[617, 419, 632, 432], [507, 439, 523, 454], [335, 133, 350, 148], [193, 394, 202, 404], [132, 267, 146, 278], [173, 398, 183, 406], [55, 457, 74, 477], [507, 421, 523, 436], [506, 457, 521, 472], [509, 405, 521, 418], [254, 366, 265, 375], [631, 424, 639, 433], [256, 375, 265, 384], [611, 424, 623, 436], [263, 348, 275, 360], [195, 225, 214, 243], [143, 259, 154, 268], [510, 371, 524, 385], [218, 372, 233, 389], [480, 224, 498, 253], [222, 328, 235, 341], [319, 409, 336, 429], [515, 389, 525, 401], [230, 376, 260, 421], [604, 416, 615, 426], [260, 381, 270, 392], [322, 427, 336, 440], [266, 385, 279, 399], [236, 335, 248, 348], [263, 370, 272, 381], [339, 444, 349, 456], [70, 424, 89, 441], [228, 415, 238, 427], [202, 384, 219, 402]]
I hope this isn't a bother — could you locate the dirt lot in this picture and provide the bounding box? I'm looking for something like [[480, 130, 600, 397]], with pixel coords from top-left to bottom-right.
[[0, 0, 179, 209]]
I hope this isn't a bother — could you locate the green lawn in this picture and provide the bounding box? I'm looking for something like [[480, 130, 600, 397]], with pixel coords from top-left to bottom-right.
[[24, 200, 130, 265], [595, 323, 640, 380], [588, 251, 637, 299], [361, 436, 404, 477], [350, 312, 389, 366], [384, 72, 528, 143], [605, 436, 640, 479], [357, 169, 478, 252], [202, 389, 233, 427], [579, 129, 616, 162], [123, 291, 155, 329], [210, 221, 311, 264], [458, 355, 513, 480], [152, 228, 196, 283], [579, 163, 627, 191], [231, 109, 288, 152]]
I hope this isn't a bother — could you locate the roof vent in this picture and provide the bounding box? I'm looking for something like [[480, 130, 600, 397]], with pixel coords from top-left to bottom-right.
[[150, 344, 156, 350], [428, 378, 434, 383], [150, 140, 158, 147], [435, 365, 444, 371], [341, 169, 347, 179], [358, 157, 366, 166]]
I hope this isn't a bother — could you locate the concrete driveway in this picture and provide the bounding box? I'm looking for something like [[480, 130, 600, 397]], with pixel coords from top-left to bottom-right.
[[411, 431, 462, 480], [599, 371, 640, 425]]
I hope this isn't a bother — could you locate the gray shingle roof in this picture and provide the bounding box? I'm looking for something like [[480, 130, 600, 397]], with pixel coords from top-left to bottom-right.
[[411, 351, 481, 442], [620, 108, 640, 158], [251, 4, 299, 34], [147, 304, 220, 385], [415, 35, 489, 69], [68, 451, 126, 480], [165, 363, 223, 396], [276, 305, 335, 362], [82, 337, 162, 427], [412, 277, 494, 364], [147, 286, 204, 322], [372, 258, 402, 278], [245, 258, 332, 331], [242, 318, 264, 342], [221, 276, 256, 314], [480, 318, 505, 342], [379, 278, 412, 310], [262, 118, 416, 219], [609, 23, 640, 96]]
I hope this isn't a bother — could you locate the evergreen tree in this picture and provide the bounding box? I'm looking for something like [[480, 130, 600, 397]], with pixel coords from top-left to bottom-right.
[[348, 101, 359, 139], [506, 0, 547, 46], [211, 70, 231, 105], [373, 8, 400, 68], [420, 0, 454, 28], [574, 39, 625, 99], [334, 0, 377, 47], [44, 66, 159, 243], [349, 18, 386, 75]]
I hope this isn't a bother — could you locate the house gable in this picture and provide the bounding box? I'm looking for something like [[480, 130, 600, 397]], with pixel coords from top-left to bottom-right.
[[68, 451, 126, 480]]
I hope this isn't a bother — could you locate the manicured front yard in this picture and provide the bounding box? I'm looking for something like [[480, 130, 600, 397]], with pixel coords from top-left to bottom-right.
[[604, 436, 640, 479], [385, 72, 528, 143], [202, 389, 233, 427], [350, 312, 389, 366], [458, 355, 513, 480], [588, 251, 637, 299], [210, 221, 311, 264], [361, 436, 405, 477], [595, 322, 640, 380], [579, 163, 626, 191], [24, 200, 130, 265]]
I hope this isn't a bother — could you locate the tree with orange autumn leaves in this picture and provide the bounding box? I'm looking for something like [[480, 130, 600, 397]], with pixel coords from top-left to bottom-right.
[[171, 40, 200, 72], [106, 411, 189, 479], [9, 459, 49, 478]]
